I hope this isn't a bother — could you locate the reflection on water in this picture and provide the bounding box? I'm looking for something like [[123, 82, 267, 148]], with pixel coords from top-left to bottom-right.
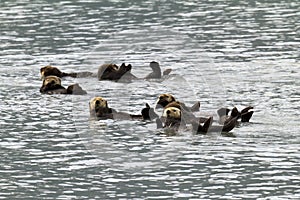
[[0, 0, 299, 199]]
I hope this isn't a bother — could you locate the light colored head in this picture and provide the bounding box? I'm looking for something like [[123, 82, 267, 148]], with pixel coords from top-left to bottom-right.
[[42, 75, 61, 87], [89, 97, 108, 111], [163, 107, 181, 119], [156, 93, 176, 108]]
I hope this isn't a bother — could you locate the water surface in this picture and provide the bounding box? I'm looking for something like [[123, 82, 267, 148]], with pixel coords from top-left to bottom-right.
[[0, 0, 299, 199]]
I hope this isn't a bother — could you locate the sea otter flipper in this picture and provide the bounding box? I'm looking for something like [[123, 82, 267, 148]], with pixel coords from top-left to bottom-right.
[[241, 111, 254, 122], [231, 107, 240, 118], [190, 101, 200, 112], [141, 103, 158, 120], [207, 117, 237, 133], [193, 116, 213, 135], [217, 107, 230, 118], [221, 117, 237, 132], [202, 116, 213, 133], [145, 61, 162, 79], [156, 118, 163, 129], [241, 106, 254, 114], [66, 84, 87, 95], [129, 114, 143, 120], [44, 88, 68, 94], [199, 117, 209, 123], [163, 68, 172, 76]]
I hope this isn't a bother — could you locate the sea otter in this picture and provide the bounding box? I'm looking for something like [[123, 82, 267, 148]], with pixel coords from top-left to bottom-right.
[[89, 97, 157, 120], [145, 61, 173, 79], [155, 106, 186, 136], [40, 66, 94, 79], [97, 63, 137, 81], [217, 106, 254, 124], [191, 116, 237, 134], [155, 93, 203, 126], [145, 61, 162, 79], [161, 106, 184, 131], [98, 61, 172, 81], [218, 107, 239, 125], [156, 106, 236, 135], [40, 75, 87, 95], [155, 93, 200, 112], [240, 106, 254, 122]]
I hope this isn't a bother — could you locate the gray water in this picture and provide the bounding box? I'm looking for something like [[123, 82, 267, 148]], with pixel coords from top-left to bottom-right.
[[0, 0, 299, 199]]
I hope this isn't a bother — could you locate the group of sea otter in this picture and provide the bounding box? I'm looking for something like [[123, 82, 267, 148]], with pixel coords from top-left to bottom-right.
[[39, 62, 254, 135]]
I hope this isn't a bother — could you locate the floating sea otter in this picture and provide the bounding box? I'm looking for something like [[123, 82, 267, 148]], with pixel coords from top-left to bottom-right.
[[40, 61, 172, 82], [89, 97, 158, 120], [154, 93, 237, 135], [40, 66, 94, 79], [155, 93, 200, 112], [217, 106, 254, 124], [156, 105, 236, 135], [97, 63, 136, 81], [155, 93, 203, 125], [40, 75, 87, 95], [97, 61, 172, 81]]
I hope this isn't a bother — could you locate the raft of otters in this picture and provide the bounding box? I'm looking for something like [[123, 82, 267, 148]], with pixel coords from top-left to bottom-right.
[[39, 62, 254, 135]]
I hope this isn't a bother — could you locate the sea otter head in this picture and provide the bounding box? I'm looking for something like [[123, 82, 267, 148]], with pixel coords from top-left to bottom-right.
[[149, 61, 161, 73], [98, 63, 119, 80], [89, 97, 113, 118], [89, 97, 108, 111], [40, 75, 63, 93], [42, 75, 62, 87], [156, 93, 176, 109], [163, 106, 181, 120], [40, 66, 63, 79]]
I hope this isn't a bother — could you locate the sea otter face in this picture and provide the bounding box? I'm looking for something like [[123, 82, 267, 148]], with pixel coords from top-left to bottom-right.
[[89, 97, 108, 112], [156, 94, 176, 108], [40, 75, 65, 94], [40, 66, 62, 79], [42, 75, 62, 87], [163, 107, 181, 120]]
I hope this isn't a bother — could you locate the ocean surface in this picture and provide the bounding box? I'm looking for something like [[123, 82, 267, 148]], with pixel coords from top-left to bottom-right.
[[0, 0, 299, 199]]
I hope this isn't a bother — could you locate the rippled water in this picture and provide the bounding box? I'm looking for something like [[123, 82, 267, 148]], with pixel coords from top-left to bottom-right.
[[0, 0, 299, 199]]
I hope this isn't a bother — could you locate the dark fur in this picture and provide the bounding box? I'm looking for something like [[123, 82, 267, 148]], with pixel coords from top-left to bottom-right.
[[40, 66, 94, 78], [192, 116, 237, 135], [217, 106, 254, 124], [145, 61, 162, 79], [40, 77, 87, 95], [97, 63, 137, 81], [91, 102, 156, 121]]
